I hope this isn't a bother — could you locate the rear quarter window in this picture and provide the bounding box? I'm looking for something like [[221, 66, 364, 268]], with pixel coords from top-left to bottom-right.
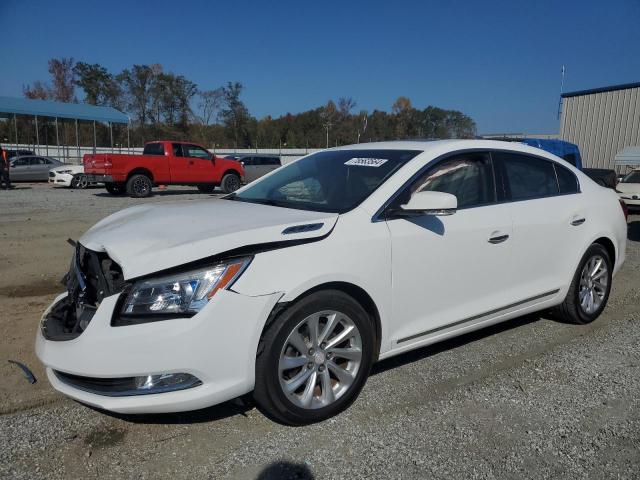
[[554, 163, 579, 194]]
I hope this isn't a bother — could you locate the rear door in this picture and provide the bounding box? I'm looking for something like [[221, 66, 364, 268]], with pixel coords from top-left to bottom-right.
[[10, 157, 31, 180], [167, 143, 192, 183], [493, 151, 585, 301]]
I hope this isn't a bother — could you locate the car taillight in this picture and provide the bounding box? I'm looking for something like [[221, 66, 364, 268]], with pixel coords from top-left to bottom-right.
[[620, 199, 628, 221]]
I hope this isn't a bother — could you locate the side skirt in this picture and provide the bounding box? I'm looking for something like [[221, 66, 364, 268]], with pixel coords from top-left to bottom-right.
[[379, 289, 561, 361]]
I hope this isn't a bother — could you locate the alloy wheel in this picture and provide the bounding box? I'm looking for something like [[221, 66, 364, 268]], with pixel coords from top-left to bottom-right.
[[133, 177, 150, 196], [578, 254, 608, 314], [278, 310, 363, 409]]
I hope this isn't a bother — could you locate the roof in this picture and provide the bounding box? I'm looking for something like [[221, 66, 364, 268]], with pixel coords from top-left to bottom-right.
[[615, 146, 640, 166], [0, 96, 129, 123], [561, 82, 640, 98]]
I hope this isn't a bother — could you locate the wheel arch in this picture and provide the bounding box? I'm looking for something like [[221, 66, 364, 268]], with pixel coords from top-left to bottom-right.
[[127, 168, 154, 182], [593, 236, 616, 265], [262, 281, 383, 361], [222, 169, 241, 179]]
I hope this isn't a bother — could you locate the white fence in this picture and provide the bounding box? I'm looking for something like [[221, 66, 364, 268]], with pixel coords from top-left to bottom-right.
[[2, 143, 323, 165]]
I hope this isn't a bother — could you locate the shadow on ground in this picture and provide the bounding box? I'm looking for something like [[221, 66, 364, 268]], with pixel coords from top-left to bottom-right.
[[628, 220, 640, 242], [256, 461, 314, 480], [92, 189, 223, 198]]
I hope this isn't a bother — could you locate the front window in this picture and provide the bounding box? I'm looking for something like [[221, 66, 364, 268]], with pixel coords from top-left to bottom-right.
[[183, 144, 211, 159], [621, 170, 640, 183], [230, 149, 421, 213]]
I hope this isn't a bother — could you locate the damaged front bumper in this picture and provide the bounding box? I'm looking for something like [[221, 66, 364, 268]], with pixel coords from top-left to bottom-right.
[[36, 289, 283, 414]]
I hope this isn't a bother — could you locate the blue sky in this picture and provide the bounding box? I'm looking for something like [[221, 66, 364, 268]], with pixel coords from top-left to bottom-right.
[[1, 0, 639, 134]]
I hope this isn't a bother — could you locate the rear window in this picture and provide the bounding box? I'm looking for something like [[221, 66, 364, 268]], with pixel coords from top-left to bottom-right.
[[143, 143, 165, 156], [495, 152, 559, 201]]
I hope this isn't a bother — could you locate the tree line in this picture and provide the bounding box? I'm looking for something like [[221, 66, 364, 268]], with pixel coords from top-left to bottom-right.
[[13, 57, 476, 149]]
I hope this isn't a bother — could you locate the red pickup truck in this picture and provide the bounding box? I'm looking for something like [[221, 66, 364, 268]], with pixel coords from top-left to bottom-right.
[[83, 141, 244, 198]]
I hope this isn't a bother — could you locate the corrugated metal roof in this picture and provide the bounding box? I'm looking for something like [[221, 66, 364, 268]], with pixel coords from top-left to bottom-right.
[[561, 82, 640, 98], [0, 96, 129, 123], [615, 146, 640, 166]]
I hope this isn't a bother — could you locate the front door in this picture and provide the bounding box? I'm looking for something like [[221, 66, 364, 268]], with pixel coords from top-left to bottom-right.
[[387, 152, 514, 346], [182, 144, 216, 184]]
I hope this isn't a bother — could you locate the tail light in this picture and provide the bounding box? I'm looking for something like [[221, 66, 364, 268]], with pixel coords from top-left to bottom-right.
[[620, 199, 629, 221]]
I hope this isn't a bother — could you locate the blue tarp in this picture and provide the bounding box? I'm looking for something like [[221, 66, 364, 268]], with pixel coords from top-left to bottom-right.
[[520, 138, 583, 169], [0, 96, 129, 124]]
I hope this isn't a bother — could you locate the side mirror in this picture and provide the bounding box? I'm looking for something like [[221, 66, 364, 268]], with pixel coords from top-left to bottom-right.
[[396, 191, 457, 216]]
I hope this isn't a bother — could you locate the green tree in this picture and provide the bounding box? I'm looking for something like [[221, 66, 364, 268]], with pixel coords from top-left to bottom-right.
[[220, 82, 250, 148]]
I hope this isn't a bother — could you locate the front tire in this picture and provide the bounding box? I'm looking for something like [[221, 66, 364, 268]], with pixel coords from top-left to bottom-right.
[[554, 243, 612, 324], [254, 290, 374, 425], [221, 173, 241, 193], [70, 174, 88, 189], [126, 174, 153, 198]]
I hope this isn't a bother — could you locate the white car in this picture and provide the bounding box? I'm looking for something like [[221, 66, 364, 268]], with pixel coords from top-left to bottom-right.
[[36, 140, 627, 425], [617, 169, 640, 209], [48, 164, 88, 188]]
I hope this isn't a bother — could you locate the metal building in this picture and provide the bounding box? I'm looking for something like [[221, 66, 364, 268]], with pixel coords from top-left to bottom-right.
[[559, 82, 640, 171]]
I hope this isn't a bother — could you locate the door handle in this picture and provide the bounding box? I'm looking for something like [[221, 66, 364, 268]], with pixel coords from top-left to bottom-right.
[[571, 217, 586, 226], [488, 234, 509, 244], [188, 160, 195, 165]]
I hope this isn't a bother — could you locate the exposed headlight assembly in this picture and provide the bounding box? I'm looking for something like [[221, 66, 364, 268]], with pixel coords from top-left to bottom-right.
[[114, 257, 251, 325]]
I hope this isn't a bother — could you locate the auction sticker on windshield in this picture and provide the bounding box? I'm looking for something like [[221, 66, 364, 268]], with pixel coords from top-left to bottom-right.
[[345, 158, 388, 167]]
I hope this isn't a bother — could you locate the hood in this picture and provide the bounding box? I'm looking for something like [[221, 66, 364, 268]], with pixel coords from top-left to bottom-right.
[[80, 199, 338, 279], [51, 164, 83, 173], [617, 182, 640, 194]]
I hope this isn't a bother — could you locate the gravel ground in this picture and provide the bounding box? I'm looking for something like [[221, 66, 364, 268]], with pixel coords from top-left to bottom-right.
[[1, 183, 639, 479]]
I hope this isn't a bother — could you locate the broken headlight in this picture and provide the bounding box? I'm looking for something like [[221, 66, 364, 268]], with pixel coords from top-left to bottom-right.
[[118, 257, 251, 320]]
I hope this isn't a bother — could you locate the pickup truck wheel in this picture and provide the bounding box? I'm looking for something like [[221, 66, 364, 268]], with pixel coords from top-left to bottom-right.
[[126, 174, 153, 198], [197, 184, 216, 193], [105, 183, 124, 195], [221, 173, 241, 193]]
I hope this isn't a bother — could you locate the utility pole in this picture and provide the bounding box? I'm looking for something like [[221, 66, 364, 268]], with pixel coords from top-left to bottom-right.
[[323, 121, 332, 148], [557, 65, 566, 120]]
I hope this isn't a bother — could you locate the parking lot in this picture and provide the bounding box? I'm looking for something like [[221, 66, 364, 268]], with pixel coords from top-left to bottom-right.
[[1, 183, 639, 479]]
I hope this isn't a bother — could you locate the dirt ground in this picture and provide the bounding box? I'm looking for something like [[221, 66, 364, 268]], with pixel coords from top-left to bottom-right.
[[1, 183, 639, 479]]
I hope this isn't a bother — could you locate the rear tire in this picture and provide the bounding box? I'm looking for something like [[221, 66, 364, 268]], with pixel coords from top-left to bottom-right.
[[553, 243, 612, 324], [221, 173, 241, 193], [126, 174, 153, 198], [254, 290, 374, 425], [197, 184, 216, 194]]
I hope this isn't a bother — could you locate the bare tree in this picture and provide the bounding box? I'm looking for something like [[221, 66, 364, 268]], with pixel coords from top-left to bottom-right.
[[23, 81, 50, 99], [48, 57, 76, 102], [337, 97, 357, 117], [198, 88, 224, 125]]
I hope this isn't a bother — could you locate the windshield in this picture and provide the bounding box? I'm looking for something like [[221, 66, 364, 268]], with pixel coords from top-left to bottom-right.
[[621, 170, 640, 183], [229, 149, 421, 213]]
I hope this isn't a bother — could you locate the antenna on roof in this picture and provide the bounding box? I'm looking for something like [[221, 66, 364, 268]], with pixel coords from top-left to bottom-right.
[[557, 65, 566, 120]]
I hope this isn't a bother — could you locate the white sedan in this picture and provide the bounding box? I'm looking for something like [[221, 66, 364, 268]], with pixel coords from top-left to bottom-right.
[[617, 169, 640, 209], [36, 140, 627, 425], [48, 164, 89, 188]]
